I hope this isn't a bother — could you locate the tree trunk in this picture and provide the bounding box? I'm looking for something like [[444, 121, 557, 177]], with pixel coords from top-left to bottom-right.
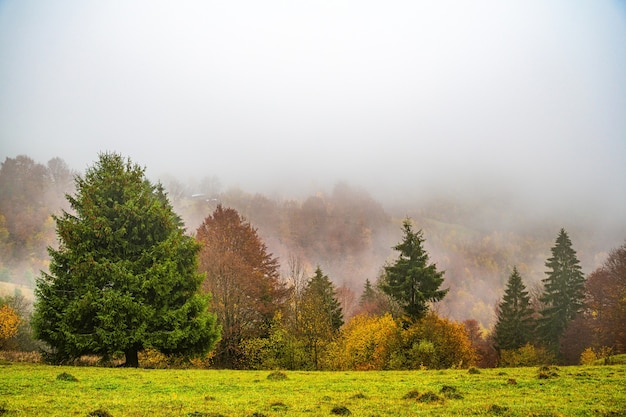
[[124, 348, 139, 368]]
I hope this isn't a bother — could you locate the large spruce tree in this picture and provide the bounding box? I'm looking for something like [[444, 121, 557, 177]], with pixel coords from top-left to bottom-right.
[[493, 266, 535, 352], [33, 153, 220, 366], [538, 228, 586, 353], [380, 218, 447, 322]]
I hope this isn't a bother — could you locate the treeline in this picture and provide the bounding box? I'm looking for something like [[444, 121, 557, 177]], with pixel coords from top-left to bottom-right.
[[0, 153, 624, 369], [0, 154, 611, 328]]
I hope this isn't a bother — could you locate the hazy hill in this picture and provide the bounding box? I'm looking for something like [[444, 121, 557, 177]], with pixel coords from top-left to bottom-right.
[[1, 155, 623, 329]]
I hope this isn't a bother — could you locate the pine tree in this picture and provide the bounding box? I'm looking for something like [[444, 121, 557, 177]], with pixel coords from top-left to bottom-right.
[[538, 228, 586, 352], [493, 266, 535, 352], [33, 153, 220, 366], [380, 218, 447, 322], [359, 278, 376, 307]]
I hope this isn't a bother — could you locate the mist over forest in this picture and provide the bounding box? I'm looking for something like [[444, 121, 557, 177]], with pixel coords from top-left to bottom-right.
[[1, 2, 625, 331], [1, 154, 624, 329]]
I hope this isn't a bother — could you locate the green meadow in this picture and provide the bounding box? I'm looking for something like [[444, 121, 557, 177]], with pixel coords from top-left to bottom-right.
[[1, 363, 624, 417]]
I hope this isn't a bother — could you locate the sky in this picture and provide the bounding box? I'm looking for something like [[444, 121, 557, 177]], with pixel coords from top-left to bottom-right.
[[1, 0, 625, 228]]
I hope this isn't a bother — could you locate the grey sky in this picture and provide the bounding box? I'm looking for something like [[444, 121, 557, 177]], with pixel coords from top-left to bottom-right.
[[1, 1, 625, 225]]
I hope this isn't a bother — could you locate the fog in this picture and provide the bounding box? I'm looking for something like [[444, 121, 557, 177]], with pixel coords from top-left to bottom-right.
[[1, 0, 625, 231]]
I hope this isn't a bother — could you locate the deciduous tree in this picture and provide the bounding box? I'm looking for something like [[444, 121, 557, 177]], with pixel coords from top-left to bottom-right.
[[584, 243, 626, 353], [33, 153, 219, 366], [336, 313, 400, 370], [380, 218, 447, 322], [196, 204, 286, 368], [393, 312, 476, 369], [0, 304, 20, 348]]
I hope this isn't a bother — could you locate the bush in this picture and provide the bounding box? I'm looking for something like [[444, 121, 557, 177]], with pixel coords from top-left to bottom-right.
[[440, 385, 463, 399], [330, 405, 351, 415], [395, 313, 476, 369], [580, 347, 598, 365], [267, 370, 288, 380], [138, 348, 169, 369], [56, 372, 78, 382], [402, 390, 420, 400], [417, 391, 443, 404], [499, 344, 554, 367], [85, 409, 113, 417]]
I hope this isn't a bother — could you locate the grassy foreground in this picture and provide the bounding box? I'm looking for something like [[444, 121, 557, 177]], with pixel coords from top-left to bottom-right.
[[0, 362, 624, 417]]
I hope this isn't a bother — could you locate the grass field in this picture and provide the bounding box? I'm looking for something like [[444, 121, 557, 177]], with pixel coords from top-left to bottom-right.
[[1, 362, 624, 417]]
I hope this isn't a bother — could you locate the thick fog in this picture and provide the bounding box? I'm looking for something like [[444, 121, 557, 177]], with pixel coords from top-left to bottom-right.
[[1, 1, 625, 229]]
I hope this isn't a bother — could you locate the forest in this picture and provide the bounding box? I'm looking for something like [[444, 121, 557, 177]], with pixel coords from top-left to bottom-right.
[[0, 153, 624, 369]]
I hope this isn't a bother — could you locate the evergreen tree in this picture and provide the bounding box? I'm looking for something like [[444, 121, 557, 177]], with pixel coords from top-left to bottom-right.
[[538, 228, 586, 352], [33, 153, 220, 366], [493, 266, 535, 352], [359, 278, 376, 307], [300, 266, 343, 368], [380, 218, 447, 322]]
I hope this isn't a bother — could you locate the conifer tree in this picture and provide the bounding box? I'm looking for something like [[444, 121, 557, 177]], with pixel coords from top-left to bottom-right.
[[538, 228, 586, 352], [380, 218, 447, 322], [359, 278, 376, 307], [300, 266, 343, 368], [493, 266, 535, 352], [33, 153, 220, 366]]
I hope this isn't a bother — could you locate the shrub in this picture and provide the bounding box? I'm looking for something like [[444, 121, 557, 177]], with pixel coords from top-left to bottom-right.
[[440, 385, 463, 399], [396, 313, 477, 369], [267, 370, 288, 380], [86, 409, 113, 417], [580, 347, 598, 365], [56, 372, 78, 382], [488, 404, 509, 414], [417, 391, 443, 403], [138, 348, 169, 369], [402, 390, 420, 400], [537, 366, 559, 379], [331, 405, 352, 415], [499, 343, 553, 367]]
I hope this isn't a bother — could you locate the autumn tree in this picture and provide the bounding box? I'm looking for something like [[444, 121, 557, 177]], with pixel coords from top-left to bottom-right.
[[0, 304, 20, 349], [33, 153, 220, 366], [584, 242, 626, 353], [380, 218, 447, 322], [464, 319, 497, 368], [493, 266, 535, 352], [393, 312, 476, 369], [196, 204, 286, 368], [335, 313, 400, 370], [537, 229, 586, 353], [0, 156, 72, 283], [299, 266, 343, 369]]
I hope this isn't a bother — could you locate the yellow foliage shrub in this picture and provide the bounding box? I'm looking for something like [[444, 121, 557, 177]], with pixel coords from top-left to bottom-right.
[[337, 313, 400, 370], [580, 347, 598, 365], [0, 305, 20, 348]]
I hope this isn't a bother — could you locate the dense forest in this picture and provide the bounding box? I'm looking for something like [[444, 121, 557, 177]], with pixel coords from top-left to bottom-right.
[[0, 154, 621, 331]]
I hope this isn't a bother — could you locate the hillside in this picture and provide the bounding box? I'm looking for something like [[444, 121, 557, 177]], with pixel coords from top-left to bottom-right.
[[1, 155, 624, 329]]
